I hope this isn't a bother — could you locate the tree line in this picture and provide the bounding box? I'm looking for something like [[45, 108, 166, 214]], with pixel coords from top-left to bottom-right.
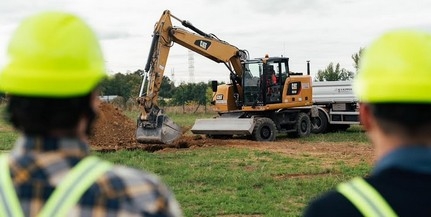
[[0, 48, 363, 105], [98, 69, 212, 111], [314, 48, 363, 81]]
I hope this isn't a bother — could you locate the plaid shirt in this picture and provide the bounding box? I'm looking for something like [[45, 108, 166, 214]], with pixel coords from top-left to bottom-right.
[[4, 136, 182, 217]]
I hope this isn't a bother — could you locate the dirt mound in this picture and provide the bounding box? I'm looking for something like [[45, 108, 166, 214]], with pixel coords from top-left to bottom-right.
[[89, 102, 138, 150], [89, 102, 203, 152]]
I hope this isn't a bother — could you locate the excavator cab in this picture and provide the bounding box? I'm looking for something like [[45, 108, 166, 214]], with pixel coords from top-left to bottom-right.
[[212, 56, 313, 110], [243, 59, 287, 106]]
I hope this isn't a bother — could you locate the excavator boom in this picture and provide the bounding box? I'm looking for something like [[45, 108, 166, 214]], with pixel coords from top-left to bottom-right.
[[136, 10, 248, 144]]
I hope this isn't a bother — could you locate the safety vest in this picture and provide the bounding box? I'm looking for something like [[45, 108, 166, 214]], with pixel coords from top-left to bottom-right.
[[0, 154, 112, 217], [337, 177, 398, 217]]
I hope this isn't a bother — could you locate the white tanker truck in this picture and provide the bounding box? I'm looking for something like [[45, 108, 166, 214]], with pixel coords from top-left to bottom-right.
[[311, 80, 360, 133]]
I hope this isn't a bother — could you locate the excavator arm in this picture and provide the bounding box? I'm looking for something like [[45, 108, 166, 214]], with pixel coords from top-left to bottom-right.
[[136, 10, 248, 144]]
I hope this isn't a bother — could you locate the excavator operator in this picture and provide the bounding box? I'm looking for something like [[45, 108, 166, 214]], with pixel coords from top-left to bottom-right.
[[269, 66, 277, 85], [263, 65, 278, 101]]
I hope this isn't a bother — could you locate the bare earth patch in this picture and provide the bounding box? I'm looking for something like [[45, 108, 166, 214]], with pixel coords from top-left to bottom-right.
[[89, 103, 374, 166]]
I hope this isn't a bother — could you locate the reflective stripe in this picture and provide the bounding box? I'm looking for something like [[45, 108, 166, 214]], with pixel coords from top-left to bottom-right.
[[337, 177, 397, 217], [0, 155, 24, 217], [39, 156, 112, 217], [0, 154, 112, 217]]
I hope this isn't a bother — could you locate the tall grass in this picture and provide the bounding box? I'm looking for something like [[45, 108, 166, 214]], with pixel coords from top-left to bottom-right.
[[0, 104, 18, 150], [98, 147, 370, 216], [110, 107, 371, 216], [0, 104, 372, 216], [301, 125, 368, 143]]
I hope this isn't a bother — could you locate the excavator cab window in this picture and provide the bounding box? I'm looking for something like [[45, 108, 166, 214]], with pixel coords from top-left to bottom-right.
[[262, 64, 280, 103], [243, 62, 263, 106], [242, 59, 285, 105], [242, 58, 289, 105], [262, 59, 289, 104]]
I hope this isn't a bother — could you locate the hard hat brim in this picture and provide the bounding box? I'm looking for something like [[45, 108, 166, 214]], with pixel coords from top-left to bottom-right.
[[0, 66, 106, 97]]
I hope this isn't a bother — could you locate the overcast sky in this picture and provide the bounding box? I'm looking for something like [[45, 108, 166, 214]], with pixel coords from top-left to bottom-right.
[[1, 0, 430, 85]]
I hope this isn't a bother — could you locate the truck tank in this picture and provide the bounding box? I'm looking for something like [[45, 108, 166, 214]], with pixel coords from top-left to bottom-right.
[[312, 80, 357, 103], [311, 80, 360, 134]]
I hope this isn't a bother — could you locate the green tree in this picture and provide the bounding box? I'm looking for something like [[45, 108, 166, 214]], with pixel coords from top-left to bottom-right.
[[314, 62, 354, 81], [159, 76, 176, 98], [99, 70, 169, 102], [206, 87, 214, 104], [127, 74, 143, 99], [352, 47, 364, 73], [170, 82, 210, 113], [104, 72, 141, 101], [170, 83, 188, 111], [190, 82, 208, 113], [129, 70, 175, 99]]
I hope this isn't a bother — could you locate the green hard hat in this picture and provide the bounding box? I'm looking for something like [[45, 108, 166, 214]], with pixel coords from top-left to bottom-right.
[[354, 29, 431, 103], [0, 11, 106, 97]]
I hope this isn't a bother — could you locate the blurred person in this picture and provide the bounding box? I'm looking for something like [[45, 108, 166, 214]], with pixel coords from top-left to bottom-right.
[[0, 11, 182, 217], [269, 68, 277, 85], [267, 65, 277, 86], [303, 29, 431, 217]]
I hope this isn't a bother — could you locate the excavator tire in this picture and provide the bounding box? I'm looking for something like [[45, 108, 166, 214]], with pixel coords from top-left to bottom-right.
[[288, 112, 311, 138], [311, 109, 329, 134], [251, 117, 276, 141]]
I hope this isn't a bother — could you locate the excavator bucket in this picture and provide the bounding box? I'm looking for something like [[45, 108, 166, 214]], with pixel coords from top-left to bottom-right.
[[136, 114, 182, 144]]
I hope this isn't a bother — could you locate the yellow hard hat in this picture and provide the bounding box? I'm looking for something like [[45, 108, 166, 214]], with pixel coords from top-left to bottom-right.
[[354, 29, 431, 103], [0, 11, 106, 97]]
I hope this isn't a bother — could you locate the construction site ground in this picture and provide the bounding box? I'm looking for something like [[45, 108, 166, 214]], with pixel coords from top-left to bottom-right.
[[90, 102, 374, 165]]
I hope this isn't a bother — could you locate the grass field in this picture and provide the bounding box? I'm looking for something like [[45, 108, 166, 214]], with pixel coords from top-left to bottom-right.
[[0, 104, 372, 216]]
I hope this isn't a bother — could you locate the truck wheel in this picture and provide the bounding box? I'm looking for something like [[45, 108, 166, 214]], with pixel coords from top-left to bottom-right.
[[288, 112, 311, 138], [311, 110, 328, 134], [252, 117, 276, 141]]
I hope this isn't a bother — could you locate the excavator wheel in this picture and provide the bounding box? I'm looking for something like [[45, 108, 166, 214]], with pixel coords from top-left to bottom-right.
[[311, 110, 329, 134], [251, 117, 276, 141], [288, 112, 311, 138]]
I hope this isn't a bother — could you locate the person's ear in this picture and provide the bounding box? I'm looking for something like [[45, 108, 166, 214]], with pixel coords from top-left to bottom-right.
[[90, 90, 100, 112], [359, 103, 373, 131]]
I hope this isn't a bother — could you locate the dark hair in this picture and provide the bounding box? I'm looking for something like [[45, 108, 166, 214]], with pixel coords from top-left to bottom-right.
[[3, 94, 96, 136], [369, 103, 431, 136]]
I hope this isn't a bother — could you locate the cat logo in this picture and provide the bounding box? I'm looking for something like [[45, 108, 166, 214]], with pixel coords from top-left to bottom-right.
[[194, 40, 212, 50]]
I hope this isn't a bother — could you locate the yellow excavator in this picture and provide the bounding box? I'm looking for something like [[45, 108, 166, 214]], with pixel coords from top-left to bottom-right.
[[136, 10, 317, 144]]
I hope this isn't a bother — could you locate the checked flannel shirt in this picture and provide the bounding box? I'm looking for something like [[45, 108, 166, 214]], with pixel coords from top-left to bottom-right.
[[2, 136, 182, 217]]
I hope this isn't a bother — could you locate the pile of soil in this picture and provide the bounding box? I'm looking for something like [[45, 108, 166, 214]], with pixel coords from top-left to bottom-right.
[[89, 102, 138, 151], [88, 102, 204, 152]]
